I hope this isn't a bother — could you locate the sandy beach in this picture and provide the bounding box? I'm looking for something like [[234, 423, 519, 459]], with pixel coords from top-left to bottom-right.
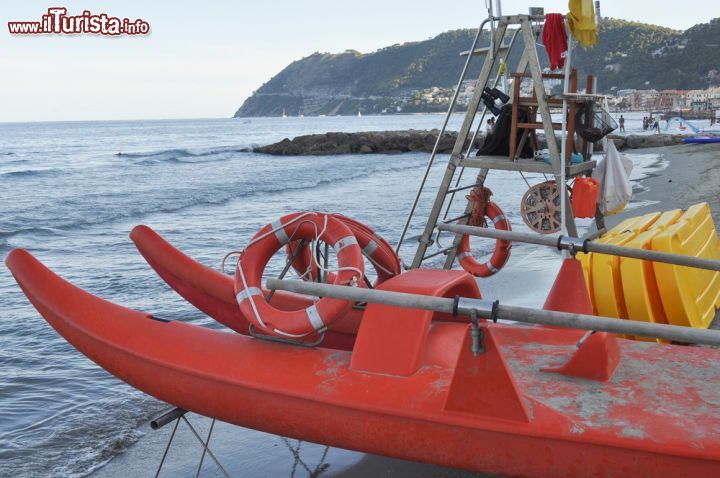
[[88, 142, 720, 477], [608, 142, 720, 226]]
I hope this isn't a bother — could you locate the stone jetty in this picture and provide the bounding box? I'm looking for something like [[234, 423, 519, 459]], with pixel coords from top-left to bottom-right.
[[253, 130, 689, 156]]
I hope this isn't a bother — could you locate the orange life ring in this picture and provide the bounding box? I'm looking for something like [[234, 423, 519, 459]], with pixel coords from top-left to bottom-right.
[[457, 202, 512, 278], [286, 213, 402, 285], [234, 212, 364, 338]]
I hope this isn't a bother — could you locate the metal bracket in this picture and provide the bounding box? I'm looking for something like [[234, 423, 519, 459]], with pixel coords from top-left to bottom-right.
[[557, 235, 589, 256], [469, 310, 485, 356], [417, 234, 435, 247], [454, 296, 500, 322]]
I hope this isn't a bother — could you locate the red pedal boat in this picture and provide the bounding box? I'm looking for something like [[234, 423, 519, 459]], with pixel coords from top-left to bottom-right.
[[7, 247, 720, 478]]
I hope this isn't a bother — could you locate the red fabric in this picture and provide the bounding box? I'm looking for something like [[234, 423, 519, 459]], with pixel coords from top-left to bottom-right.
[[543, 14, 568, 71]]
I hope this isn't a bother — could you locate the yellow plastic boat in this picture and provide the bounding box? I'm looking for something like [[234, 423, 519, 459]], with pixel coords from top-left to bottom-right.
[[619, 210, 683, 342], [581, 203, 720, 339], [582, 212, 662, 317], [652, 203, 720, 329]]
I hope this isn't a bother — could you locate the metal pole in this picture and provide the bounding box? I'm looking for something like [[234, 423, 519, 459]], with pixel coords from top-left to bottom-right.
[[181, 417, 231, 478], [266, 278, 720, 346], [195, 418, 216, 478], [267, 279, 720, 345], [395, 17, 492, 254], [437, 223, 720, 272], [560, 33, 573, 241], [488, 1, 495, 63], [267, 239, 306, 302], [154, 418, 180, 478], [151, 407, 187, 430]]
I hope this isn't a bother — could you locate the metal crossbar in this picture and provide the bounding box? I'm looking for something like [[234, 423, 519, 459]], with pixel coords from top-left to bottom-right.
[[152, 408, 230, 478]]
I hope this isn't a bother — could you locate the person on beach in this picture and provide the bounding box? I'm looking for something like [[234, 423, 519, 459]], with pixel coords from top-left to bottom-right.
[[619, 115, 625, 133]]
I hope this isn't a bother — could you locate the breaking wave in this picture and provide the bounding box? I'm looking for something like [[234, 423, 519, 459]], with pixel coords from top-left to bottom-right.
[[115, 146, 253, 164]]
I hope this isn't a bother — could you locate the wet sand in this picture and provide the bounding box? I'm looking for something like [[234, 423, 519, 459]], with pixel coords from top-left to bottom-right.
[[92, 142, 720, 477], [603, 142, 720, 227]]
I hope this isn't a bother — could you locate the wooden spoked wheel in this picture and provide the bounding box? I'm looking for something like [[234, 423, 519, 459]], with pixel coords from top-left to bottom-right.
[[520, 181, 562, 234]]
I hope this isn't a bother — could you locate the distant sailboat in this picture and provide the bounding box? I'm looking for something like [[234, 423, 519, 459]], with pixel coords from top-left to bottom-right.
[[357, 110, 362, 118], [282, 108, 287, 118]]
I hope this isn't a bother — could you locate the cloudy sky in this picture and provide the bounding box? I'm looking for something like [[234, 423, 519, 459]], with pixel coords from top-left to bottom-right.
[[0, 1, 714, 122]]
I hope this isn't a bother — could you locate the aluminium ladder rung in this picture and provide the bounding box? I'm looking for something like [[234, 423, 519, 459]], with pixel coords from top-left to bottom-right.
[[442, 213, 471, 224], [446, 182, 486, 195], [459, 45, 510, 57], [460, 157, 597, 176], [423, 245, 456, 261]]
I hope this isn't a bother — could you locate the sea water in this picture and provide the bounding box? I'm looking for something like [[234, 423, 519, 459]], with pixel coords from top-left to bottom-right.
[[0, 114, 666, 477]]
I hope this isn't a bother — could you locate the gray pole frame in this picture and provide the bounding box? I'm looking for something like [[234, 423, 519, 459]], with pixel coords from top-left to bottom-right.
[[266, 278, 720, 346]]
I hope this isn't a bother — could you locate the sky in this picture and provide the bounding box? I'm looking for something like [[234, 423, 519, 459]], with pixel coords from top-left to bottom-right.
[[0, 1, 715, 122]]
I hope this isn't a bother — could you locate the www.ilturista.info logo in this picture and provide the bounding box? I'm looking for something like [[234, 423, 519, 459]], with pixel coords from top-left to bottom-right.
[[8, 8, 150, 36]]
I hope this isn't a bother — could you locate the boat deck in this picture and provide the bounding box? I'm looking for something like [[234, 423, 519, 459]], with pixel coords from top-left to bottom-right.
[[495, 325, 720, 445]]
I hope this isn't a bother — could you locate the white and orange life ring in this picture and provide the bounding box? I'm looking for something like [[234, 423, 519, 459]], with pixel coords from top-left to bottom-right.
[[457, 202, 512, 278], [286, 213, 401, 285], [234, 212, 364, 338]]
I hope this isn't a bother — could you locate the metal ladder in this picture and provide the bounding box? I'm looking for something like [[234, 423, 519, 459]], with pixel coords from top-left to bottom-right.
[[395, 14, 581, 270]]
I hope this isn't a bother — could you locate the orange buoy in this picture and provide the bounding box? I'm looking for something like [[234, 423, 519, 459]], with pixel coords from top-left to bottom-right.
[[457, 202, 512, 277], [287, 213, 401, 285], [234, 212, 364, 338]]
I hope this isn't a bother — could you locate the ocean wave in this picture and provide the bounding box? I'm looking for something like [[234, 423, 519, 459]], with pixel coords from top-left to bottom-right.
[[1, 392, 163, 478], [0, 168, 64, 178], [3, 158, 427, 236], [115, 146, 253, 164], [0, 226, 63, 240]]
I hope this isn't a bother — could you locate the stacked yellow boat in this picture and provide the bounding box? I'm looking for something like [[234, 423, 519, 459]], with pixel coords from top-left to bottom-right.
[[579, 203, 720, 340]]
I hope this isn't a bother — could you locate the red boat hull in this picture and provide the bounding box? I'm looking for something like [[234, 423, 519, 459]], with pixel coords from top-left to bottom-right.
[[7, 248, 720, 477], [129, 225, 359, 350]]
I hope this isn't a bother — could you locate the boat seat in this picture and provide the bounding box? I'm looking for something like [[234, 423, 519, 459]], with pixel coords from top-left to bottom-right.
[[350, 269, 481, 377]]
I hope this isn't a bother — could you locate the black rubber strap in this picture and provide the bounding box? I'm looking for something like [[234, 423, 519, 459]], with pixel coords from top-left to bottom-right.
[[582, 238, 590, 254], [490, 300, 500, 323], [452, 295, 460, 317]]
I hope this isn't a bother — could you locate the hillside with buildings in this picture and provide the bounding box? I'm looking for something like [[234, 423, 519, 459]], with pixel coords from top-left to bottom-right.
[[234, 18, 720, 117]]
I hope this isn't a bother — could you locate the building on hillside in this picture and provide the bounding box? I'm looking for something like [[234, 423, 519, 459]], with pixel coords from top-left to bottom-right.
[[708, 87, 720, 109], [615, 89, 636, 98], [658, 90, 687, 110], [686, 89, 710, 110], [630, 89, 660, 111]]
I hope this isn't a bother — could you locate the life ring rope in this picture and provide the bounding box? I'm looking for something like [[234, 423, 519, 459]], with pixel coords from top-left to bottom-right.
[[234, 212, 365, 339], [286, 213, 401, 286], [457, 196, 512, 278]]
